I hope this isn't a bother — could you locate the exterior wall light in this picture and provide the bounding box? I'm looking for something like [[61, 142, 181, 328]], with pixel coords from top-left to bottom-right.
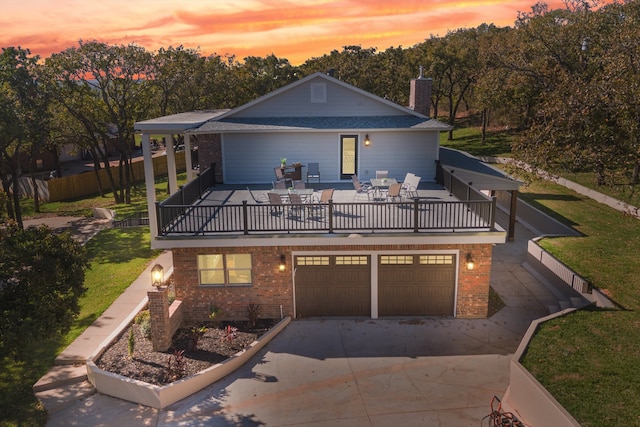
[[466, 253, 475, 271], [364, 134, 371, 147], [151, 264, 164, 287], [279, 255, 286, 272]]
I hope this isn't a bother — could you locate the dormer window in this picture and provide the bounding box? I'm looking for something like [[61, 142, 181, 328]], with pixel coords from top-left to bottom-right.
[[310, 83, 326, 103]]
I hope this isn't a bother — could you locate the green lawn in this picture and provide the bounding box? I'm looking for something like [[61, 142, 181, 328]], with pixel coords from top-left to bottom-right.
[[516, 179, 640, 426], [442, 126, 640, 426], [1, 175, 178, 427], [440, 125, 514, 158]]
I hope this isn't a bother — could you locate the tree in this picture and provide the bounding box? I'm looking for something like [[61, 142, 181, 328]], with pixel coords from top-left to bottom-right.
[[0, 222, 88, 358], [0, 46, 48, 227], [43, 41, 154, 204], [234, 54, 299, 103], [430, 29, 480, 140], [505, 1, 638, 187]]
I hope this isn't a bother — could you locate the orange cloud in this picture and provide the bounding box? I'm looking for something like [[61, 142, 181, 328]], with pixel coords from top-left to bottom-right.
[[0, 0, 613, 65]]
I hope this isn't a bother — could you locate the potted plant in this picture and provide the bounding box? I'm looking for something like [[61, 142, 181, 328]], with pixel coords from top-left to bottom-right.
[[280, 157, 287, 168]]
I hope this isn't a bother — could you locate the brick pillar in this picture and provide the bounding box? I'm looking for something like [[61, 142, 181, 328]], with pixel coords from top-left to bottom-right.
[[148, 287, 172, 351]]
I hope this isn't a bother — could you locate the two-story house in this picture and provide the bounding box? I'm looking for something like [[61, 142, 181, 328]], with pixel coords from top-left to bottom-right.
[[135, 71, 516, 322]]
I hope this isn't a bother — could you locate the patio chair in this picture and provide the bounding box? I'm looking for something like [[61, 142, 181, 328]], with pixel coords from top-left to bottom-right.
[[385, 183, 403, 202], [246, 187, 268, 204], [267, 192, 284, 215], [401, 174, 421, 199], [273, 181, 287, 189], [352, 177, 375, 201], [274, 167, 292, 187], [288, 193, 307, 217], [376, 170, 388, 179], [312, 188, 334, 203], [293, 181, 306, 189], [307, 162, 321, 184], [352, 174, 371, 187]]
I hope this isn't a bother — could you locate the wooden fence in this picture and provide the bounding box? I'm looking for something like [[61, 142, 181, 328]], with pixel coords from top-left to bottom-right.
[[41, 152, 186, 202]]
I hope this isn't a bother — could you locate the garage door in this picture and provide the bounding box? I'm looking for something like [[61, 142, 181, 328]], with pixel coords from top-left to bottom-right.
[[295, 255, 370, 317], [378, 254, 456, 316]]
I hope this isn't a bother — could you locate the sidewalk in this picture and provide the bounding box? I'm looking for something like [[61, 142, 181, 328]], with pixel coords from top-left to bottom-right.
[[33, 250, 173, 413]]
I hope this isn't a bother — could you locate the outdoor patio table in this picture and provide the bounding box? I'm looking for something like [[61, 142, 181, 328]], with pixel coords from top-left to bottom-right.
[[370, 178, 398, 200], [272, 188, 314, 203]]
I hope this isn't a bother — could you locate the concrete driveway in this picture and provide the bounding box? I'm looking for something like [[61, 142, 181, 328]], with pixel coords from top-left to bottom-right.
[[45, 210, 555, 427]]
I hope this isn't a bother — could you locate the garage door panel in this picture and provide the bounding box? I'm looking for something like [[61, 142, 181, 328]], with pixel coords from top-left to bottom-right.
[[379, 255, 456, 316], [296, 259, 370, 317]]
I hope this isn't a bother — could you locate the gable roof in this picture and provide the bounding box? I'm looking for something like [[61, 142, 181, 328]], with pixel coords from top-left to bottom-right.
[[189, 72, 451, 134], [135, 110, 228, 134]]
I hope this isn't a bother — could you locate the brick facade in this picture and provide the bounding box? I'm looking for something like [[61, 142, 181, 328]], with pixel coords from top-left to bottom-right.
[[196, 134, 223, 183], [172, 242, 493, 322], [409, 76, 433, 117]]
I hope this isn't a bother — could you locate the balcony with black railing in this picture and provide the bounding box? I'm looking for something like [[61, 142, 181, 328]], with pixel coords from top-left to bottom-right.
[[154, 166, 499, 238]]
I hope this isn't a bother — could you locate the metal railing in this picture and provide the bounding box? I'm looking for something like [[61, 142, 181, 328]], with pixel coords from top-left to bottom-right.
[[112, 212, 149, 228], [156, 198, 497, 236], [155, 163, 498, 237]]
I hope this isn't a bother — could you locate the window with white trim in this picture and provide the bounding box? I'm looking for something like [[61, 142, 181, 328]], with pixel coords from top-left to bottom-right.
[[296, 256, 330, 266], [419, 255, 454, 265], [198, 254, 252, 286], [336, 256, 368, 265], [380, 255, 414, 265]]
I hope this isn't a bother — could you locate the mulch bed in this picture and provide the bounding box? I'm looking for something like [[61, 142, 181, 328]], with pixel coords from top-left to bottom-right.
[[95, 319, 278, 386]]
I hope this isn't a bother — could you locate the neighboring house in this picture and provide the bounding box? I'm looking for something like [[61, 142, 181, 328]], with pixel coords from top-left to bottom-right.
[[136, 71, 516, 323]]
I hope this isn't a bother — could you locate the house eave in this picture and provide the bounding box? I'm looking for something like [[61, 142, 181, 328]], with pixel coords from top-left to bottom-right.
[[149, 230, 507, 250]]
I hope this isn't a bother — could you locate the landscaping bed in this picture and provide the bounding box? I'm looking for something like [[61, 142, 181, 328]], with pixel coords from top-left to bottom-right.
[[95, 318, 278, 386]]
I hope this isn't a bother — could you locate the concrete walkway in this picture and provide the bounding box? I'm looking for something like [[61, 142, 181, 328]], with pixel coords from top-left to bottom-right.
[[35, 209, 563, 427]]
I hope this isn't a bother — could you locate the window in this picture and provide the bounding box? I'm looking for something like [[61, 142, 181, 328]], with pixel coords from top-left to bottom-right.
[[296, 256, 329, 266], [310, 83, 326, 103], [380, 255, 414, 265], [420, 255, 454, 265], [336, 256, 368, 265], [198, 254, 252, 286]]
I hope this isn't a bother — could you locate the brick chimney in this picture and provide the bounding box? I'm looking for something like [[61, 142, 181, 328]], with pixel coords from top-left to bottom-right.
[[409, 66, 432, 117]]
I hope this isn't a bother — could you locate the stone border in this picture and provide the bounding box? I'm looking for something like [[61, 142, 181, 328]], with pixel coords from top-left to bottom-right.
[[86, 316, 291, 409], [503, 309, 581, 427]]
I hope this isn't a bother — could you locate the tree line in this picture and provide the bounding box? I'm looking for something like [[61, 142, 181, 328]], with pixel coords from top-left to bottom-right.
[[2, 0, 639, 226]]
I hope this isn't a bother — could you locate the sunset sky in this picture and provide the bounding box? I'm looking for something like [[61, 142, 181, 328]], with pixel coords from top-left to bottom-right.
[[2, 0, 571, 65]]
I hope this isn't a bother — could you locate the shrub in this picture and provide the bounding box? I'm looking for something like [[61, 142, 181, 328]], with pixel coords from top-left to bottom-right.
[[134, 309, 150, 324], [139, 317, 152, 340], [164, 350, 186, 382], [189, 326, 207, 350], [246, 302, 262, 328], [209, 305, 223, 327]]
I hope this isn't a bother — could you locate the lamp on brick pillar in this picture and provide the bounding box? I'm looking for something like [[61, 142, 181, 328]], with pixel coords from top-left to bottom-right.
[[466, 253, 475, 271], [148, 264, 171, 351], [279, 255, 286, 272], [151, 264, 164, 287]]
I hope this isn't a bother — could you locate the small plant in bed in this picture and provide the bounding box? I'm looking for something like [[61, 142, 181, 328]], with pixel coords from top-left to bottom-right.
[[96, 317, 278, 386]]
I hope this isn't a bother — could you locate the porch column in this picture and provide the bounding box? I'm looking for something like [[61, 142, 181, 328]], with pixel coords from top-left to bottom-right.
[[141, 134, 158, 240], [184, 133, 194, 181], [508, 189, 518, 241], [164, 134, 178, 194]]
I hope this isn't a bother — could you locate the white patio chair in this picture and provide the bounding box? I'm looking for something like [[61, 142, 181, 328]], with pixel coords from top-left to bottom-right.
[[401, 173, 420, 199]]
